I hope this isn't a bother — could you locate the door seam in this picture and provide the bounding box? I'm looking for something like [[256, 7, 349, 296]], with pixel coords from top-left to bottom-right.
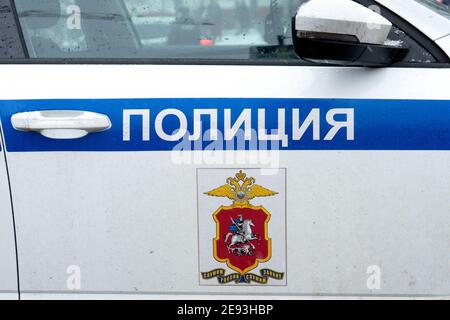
[[0, 121, 21, 300]]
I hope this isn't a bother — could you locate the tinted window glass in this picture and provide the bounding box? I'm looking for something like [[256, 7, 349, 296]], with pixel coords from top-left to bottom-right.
[[15, 0, 305, 59], [14, 0, 439, 63], [0, 0, 26, 58]]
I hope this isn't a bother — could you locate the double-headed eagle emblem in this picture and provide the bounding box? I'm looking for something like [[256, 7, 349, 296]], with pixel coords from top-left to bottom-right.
[[205, 170, 278, 207]]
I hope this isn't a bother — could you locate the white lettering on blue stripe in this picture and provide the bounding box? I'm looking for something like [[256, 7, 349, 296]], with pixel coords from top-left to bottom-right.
[[122, 108, 355, 144]]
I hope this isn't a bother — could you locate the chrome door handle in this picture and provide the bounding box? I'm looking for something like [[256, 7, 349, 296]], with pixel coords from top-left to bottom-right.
[[11, 110, 111, 139]]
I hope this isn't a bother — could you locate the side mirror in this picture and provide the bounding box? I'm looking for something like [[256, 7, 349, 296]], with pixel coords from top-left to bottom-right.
[[293, 0, 410, 67]]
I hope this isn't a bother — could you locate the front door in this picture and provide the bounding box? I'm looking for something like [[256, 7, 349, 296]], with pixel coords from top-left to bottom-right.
[[1, 0, 449, 298]]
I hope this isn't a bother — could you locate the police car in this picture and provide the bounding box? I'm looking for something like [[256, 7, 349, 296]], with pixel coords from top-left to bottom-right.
[[0, 0, 449, 300]]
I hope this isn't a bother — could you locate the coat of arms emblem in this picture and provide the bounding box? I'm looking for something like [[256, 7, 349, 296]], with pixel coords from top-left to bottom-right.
[[198, 169, 286, 285]]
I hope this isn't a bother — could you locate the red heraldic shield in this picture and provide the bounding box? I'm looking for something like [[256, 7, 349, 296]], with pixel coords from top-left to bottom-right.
[[213, 206, 271, 275]]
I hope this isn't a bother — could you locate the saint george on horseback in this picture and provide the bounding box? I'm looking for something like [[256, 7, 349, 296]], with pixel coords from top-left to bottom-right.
[[225, 214, 258, 256]]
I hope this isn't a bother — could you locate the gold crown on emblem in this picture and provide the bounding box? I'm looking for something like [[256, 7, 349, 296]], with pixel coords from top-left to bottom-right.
[[204, 170, 278, 207]]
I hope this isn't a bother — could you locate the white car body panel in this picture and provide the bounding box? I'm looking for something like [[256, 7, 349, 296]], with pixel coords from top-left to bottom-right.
[[0, 65, 448, 100], [375, 0, 450, 47], [436, 34, 450, 54], [0, 65, 449, 299]]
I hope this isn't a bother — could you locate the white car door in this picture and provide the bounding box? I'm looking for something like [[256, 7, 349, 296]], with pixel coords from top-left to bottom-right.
[[1, 0, 450, 299]]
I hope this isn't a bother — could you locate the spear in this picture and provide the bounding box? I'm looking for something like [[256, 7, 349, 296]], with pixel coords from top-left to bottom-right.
[[230, 217, 243, 233]]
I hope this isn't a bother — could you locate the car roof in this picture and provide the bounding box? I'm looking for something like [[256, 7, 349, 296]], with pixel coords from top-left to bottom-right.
[[375, 0, 450, 41]]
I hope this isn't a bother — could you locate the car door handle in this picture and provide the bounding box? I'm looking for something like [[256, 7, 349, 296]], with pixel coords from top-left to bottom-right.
[[11, 110, 112, 140]]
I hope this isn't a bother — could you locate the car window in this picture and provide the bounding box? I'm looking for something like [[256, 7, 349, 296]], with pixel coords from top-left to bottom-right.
[[13, 0, 439, 63], [0, 0, 26, 58], [15, 0, 305, 60]]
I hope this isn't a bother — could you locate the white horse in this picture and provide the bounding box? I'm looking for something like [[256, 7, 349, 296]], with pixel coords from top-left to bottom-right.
[[225, 219, 257, 251]]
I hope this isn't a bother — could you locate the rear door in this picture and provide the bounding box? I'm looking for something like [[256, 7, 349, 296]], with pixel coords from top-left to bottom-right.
[[1, 0, 450, 299]]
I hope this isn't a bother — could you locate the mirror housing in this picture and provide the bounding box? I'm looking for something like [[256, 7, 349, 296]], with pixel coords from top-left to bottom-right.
[[293, 0, 409, 67]]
